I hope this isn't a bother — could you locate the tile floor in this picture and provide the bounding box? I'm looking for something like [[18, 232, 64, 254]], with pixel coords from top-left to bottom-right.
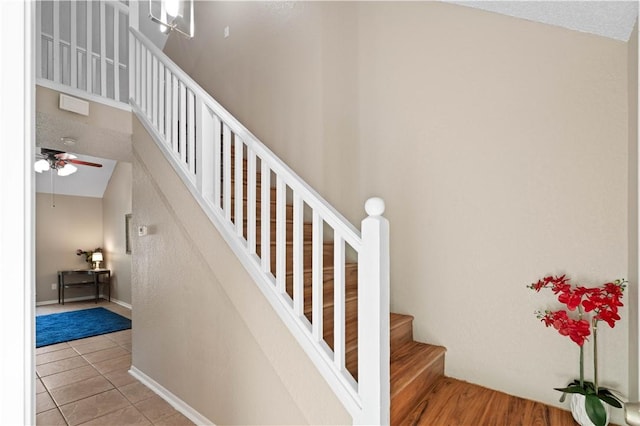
[[35, 301, 195, 426]]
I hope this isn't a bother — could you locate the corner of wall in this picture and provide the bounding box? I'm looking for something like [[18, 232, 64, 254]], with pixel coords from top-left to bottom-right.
[[628, 17, 639, 401]]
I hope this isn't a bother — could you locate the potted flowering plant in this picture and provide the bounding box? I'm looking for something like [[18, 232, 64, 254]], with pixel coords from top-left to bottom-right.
[[76, 248, 102, 267], [528, 275, 626, 426]]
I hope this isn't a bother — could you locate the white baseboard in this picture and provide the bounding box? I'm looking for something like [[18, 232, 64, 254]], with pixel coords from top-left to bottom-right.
[[128, 366, 214, 426], [36, 294, 132, 309], [109, 297, 132, 310], [36, 296, 97, 306]]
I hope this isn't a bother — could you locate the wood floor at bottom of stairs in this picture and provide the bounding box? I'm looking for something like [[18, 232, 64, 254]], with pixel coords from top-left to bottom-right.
[[398, 377, 576, 426]]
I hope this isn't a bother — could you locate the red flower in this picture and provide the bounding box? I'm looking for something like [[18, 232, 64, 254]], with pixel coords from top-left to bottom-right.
[[582, 289, 605, 313], [529, 275, 627, 419], [530, 276, 626, 343], [581, 281, 625, 328], [596, 309, 621, 328], [566, 319, 591, 346], [540, 310, 591, 346], [528, 275, 569, 292], [557, 286, 588, 311]]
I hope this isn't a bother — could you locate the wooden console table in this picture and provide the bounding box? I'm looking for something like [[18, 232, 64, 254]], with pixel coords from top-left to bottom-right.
[[57, 269, 111, 305]]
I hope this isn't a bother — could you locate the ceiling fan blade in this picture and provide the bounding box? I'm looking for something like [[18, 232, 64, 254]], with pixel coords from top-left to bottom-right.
[[54, 152, 77, 160], [67, 159, 103, 168], [40, 147, 63, 155]]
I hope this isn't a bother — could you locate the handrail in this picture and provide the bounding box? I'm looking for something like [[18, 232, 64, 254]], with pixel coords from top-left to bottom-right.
[[128, 27, 361, 249], [129, 27, 389, 424]]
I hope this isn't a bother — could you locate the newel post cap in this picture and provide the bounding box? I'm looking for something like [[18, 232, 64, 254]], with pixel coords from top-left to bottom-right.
[[365, 197, 385, 217]]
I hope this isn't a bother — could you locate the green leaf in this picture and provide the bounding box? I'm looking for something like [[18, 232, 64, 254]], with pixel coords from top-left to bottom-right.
[[585, 394, 607, 426], [598, 394, 622, 408], [554, 386, 586, 395], [597, 389, 623, 408]]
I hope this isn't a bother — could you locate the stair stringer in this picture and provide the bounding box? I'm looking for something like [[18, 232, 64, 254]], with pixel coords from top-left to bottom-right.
[[131, 115, 353, 424]]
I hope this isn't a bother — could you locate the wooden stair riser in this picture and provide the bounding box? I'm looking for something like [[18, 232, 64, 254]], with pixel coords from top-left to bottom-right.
[[228, 194, 294, 220], [224, 154, 263, 184], [250, 220, 313, 242], [288, 264, 358, 305], [227, 221, 314, 243], [317, 299, 360, 380], [226, 182, 313, 242], [256, 240, 335, 274], [390, 314, 414, 352], [390, 343, 446, 425], [225, 183, 276, 203]]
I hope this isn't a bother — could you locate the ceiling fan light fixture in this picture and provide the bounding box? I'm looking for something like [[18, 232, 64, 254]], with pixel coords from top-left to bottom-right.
[[34, 159, 50, 173], [57, 164, 77, 176], [150, 0, 194, 38], [61, 137, 77, 147], [165, 0, 180, 17]]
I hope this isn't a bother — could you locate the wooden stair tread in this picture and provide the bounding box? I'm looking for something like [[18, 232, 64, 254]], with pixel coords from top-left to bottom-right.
[[390, 313, 414, 333], [399, 376, 575, 426], [285, 262, 358, 277], [391, 341, 446, 397], [229, 201, 284, 212], [325, 310, 410, 353], [302, 283, 358, 314], [287, 263, 358, 288], [264, 239, 331, 248]]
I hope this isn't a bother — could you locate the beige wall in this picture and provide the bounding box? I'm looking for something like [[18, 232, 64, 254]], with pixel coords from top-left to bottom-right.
[[103, 162, 133, 305], [36, 86, 132, 162], [36, 193, 103, 303], [35, 84, 134, 305], [164, 1, 635, 420], [165, 2, 361, 221], [131, 117, 350, 424]]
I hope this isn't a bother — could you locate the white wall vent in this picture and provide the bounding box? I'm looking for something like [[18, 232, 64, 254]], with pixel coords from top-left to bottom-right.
[[59, 94, 89, 116]]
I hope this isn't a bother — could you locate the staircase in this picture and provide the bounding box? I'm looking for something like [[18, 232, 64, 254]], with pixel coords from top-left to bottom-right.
[[228, 150, 447, 424], [127, 24, 449, 422]]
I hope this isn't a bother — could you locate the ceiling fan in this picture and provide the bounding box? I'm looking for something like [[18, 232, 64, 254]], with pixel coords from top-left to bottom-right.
[[35, 148, 102, 176]]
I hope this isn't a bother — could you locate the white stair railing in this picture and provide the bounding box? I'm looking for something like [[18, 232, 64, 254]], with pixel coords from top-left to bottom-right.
[[129, 27, 390, 425], [35, 0, 130, 110]]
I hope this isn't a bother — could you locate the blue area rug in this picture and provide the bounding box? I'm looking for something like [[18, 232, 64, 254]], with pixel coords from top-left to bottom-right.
[[36, 307, 131, 348]]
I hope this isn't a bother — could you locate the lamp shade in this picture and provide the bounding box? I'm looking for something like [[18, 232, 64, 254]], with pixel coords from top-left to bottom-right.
[[165, 0, 180, 17], [149, 0, 194, 38], [57, 164, 77, 176], [92, 252, 103, 262], [34, 159, 50, 173]]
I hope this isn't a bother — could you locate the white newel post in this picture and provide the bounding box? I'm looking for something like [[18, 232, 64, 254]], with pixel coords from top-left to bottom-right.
[[357, 197, 390, 425]]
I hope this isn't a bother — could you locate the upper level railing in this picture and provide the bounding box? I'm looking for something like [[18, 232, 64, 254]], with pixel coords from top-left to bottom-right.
[[129, 27, 390, 425], [35, 0, 130, 110]]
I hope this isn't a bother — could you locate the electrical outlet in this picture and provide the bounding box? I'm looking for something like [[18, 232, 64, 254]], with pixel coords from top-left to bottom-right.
[[224, 26, 230, 38], [51, 283, 57, 290]]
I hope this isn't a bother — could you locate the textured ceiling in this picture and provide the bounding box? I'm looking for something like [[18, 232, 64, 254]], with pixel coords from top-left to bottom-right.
[[452, 1, 638, 41], [35, 105, 132, 200]]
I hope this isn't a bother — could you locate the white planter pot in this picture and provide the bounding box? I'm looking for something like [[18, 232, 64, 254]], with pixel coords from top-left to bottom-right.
[[570, 394, 610, 426]]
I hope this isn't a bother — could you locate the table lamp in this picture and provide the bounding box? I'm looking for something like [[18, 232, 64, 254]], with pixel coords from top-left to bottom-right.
[[92, 252, 103, 269]]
